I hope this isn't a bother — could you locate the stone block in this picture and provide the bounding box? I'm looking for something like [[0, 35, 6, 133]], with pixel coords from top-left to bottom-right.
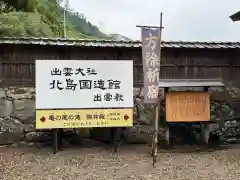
[[0, 117, 24, 145], [13, 99, 35, 124], [0, 88, 13, 117]]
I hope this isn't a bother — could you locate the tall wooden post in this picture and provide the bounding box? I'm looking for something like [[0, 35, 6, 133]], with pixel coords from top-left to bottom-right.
[[153, 12, 164, 167]]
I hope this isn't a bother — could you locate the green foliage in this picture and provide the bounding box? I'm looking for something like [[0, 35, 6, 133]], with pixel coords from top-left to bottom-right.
[[0, 0, 108, 39], [38, 0, 64, 37], [0, 13, 25, 37], [1, 0, 40, 12], [0, 12, 54, 37], [62, 9, 108, 39], [0, 1, 17, 13]]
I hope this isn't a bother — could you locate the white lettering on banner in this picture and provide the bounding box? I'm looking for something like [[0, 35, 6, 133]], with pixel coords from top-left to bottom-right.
[[36, 60, 133, 109]]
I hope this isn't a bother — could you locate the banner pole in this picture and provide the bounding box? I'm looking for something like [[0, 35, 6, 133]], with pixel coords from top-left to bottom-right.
[[153, 12, 163, 168], [136, 12, 164, 167]]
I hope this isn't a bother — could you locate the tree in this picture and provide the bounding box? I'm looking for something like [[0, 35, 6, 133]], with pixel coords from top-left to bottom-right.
[[2, 0, 39, 12], [0, 0, 109, 39], [0, 12, 54, 37]]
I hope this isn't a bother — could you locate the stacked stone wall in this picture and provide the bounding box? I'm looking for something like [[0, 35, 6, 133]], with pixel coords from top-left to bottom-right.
[[0, 87, 239, 146]]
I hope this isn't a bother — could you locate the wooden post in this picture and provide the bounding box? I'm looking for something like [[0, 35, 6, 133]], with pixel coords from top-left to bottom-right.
[[110, 128, 118, 152], [113, 128, 118, 153], [202, 86, 210, 146], [53, 129, 59, 154], [165, 87, 170, 146], [152, 12, 164, 167]]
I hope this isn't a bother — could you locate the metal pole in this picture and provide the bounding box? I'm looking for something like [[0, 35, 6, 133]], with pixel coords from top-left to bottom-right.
[[63, 0, 68, 39], [152, 12, 163, 168], [63, 9, 66, 38]]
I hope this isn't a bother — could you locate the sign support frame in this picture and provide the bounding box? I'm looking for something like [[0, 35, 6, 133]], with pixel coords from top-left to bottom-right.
[[158, 79, 225, 147], [35, 60, 134, 154]]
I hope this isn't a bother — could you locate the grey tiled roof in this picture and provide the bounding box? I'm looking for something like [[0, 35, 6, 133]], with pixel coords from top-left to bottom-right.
[[0, 37, 240, 49]]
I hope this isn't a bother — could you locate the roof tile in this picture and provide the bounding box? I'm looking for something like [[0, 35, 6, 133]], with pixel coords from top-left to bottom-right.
[[0, 37, 239, 49]]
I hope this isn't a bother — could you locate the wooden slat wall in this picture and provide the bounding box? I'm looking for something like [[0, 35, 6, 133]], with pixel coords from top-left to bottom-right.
[[0, 44, 239, 87]]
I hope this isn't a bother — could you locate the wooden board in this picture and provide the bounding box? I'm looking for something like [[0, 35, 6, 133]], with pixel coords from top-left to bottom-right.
[[165, 92, 210, 122]]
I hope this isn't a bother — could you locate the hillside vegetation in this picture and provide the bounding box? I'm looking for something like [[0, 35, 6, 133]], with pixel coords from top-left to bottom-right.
[[0, 0, 109, 39]]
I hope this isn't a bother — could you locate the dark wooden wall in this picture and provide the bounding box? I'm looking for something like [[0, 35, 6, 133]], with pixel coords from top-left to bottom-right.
[[0, 44, 239, 87]]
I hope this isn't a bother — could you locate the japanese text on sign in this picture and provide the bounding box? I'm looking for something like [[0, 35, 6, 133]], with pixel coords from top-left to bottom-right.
[[36, 109, 133, 129], [165, 92, 210, 122], [141, 28, 160, 103], [51, 67, 97, 76], [36, 60, 133, 109]]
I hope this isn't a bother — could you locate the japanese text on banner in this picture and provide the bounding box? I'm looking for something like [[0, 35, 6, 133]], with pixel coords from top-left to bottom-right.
[[141, 28, 160, 103]]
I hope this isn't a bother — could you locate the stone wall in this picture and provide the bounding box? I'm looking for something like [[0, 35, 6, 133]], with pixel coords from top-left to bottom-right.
[[0, 87, 36, 145], [0, 87, 239, 146], [0, 87, 156, 145]]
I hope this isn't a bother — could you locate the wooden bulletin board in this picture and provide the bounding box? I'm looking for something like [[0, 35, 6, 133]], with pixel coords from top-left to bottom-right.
[[165, 91, 210, 122]]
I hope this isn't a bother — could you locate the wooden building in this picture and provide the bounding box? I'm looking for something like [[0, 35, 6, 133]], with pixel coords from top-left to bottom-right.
[[0, 37, 240, 87]]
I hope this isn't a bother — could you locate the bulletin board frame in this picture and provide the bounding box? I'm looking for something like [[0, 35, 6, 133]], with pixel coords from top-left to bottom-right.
[[165, 91, 210, 122]]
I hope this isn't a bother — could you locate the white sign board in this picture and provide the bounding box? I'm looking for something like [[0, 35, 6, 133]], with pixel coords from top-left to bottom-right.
[[36, 60, 133, 109]]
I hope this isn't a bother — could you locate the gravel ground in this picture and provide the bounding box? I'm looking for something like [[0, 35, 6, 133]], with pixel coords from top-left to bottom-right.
[[0, 145, 240, 180]]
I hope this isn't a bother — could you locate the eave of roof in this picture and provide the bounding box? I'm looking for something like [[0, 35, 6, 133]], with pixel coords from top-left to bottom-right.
[[230, 11, 240, 21], [0, 37, 240, 49], [158, 79, 225, 87]]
